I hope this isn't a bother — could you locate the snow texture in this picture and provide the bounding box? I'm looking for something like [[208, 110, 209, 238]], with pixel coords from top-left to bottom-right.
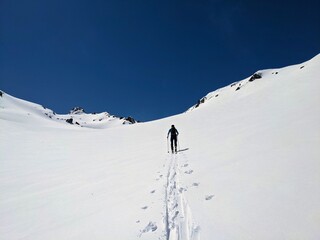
[[1, 54, 320, 239]]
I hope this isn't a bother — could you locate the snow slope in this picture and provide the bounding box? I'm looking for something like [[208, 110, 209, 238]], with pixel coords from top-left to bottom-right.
[[1, 54, 320, 240], [0, 92, 137, 129]]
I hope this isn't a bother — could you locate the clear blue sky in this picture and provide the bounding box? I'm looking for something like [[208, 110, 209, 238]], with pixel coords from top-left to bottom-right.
[[1, 0, 319, 121]]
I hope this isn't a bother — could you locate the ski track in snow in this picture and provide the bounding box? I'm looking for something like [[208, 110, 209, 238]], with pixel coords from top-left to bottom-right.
[[164, 153, 200, 240]]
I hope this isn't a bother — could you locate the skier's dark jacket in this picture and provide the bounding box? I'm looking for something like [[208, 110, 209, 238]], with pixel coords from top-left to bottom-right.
[[168, 127, 179, 139]]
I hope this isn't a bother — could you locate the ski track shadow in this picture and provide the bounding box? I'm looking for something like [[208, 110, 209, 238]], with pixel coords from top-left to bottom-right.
[[177, 148, 189, 153]]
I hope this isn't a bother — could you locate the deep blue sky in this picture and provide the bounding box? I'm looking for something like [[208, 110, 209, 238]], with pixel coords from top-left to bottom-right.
[[1, 0, 319, 121]]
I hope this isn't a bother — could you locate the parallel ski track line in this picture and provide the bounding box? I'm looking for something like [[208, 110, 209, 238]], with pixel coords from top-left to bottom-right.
[[164, 153, 200, 240]]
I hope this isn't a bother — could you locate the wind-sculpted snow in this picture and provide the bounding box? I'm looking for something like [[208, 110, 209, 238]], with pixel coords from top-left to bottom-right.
[[0, 54, 320, 239]]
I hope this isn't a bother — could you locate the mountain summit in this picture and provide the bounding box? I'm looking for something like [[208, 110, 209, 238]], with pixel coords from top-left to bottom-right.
[[69, 107, 86, 115]]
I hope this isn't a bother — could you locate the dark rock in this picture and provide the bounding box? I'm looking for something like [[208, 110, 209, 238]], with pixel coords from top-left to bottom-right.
[[235, 86, 241, 91], [249, 73, 262, 82], [75, 122, 80, 125], [45, 113, 53, 119], [300, 66, 304, 69], [195, 97, 206, 108], [215, 94, 219, 97], [0, 91, 3, 97], [69, 107, 85, 114], [125, 116, 136, 124], [66, 118, 73, 124]]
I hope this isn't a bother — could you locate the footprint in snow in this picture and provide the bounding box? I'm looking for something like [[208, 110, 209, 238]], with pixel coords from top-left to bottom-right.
[[205, 195, 214, 200], [192, 182, 200, 187], [183, 164, 189, 167], [141, 206, 148, 210], [184, 170, 193, 174], [139, 221, 157, 236], [150, 190, 155, 194], [179, 187, 187, 193]]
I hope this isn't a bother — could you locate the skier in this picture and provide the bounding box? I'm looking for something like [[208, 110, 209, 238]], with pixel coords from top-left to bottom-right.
[[167, 125, 179, 153]]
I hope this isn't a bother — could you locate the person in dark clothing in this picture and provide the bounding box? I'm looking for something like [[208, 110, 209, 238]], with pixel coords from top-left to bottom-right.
[[167, 125, 179, 153]]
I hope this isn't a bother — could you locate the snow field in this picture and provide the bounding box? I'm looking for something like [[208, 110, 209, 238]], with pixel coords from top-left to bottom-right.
[[1, 54, 320, 239]]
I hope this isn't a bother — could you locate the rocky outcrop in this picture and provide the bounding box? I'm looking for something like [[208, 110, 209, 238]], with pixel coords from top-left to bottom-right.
[[194, 97, 207, 109], [125, 116, 137, 124], [69, 107, 85, 115], [249, 73, 262, 82], [66, 118, 73, 124]]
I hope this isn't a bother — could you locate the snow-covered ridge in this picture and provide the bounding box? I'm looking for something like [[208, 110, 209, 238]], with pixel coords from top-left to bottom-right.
[[0, 91, 138, 129], [187, 53, 320, 112]]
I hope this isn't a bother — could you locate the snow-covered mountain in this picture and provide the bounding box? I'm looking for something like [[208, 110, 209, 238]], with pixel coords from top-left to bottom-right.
[[188, 56, 315, 112], [0, 91, 137, 129], [0, 54, 319, 240]]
